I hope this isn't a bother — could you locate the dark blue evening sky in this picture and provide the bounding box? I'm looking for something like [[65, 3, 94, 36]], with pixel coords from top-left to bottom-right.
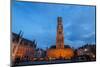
[[12, 1, 96, 49]]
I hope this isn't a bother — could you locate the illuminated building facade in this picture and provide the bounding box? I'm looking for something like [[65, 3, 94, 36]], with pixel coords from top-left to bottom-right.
[[47, 17, 74, 60], [12, 32, 36, 62]]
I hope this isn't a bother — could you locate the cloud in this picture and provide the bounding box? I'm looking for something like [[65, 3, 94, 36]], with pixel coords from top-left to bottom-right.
[[12, 2, 96, 49]]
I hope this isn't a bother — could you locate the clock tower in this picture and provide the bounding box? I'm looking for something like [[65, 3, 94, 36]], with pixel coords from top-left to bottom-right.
[[56, 17, 64, 49]]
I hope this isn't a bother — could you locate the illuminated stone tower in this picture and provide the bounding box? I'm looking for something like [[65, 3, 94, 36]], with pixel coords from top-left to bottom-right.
[[47, 17, 74, 59], [56, 17, 64, 49]]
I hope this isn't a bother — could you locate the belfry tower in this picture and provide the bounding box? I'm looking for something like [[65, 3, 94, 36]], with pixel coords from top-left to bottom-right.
[[47, 17, 74, 59], [56, 17, 64, 49]]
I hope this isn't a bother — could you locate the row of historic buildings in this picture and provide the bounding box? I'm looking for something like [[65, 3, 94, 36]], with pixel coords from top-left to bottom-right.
[[12, 17, 96, 65]]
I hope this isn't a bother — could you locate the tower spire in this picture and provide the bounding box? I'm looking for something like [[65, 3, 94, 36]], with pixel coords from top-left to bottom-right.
[[56, 17, 64, 49]]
